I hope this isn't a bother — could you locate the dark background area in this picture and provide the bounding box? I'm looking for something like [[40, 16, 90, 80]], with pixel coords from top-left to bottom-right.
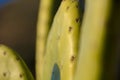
[[0, 0, 39, 77]]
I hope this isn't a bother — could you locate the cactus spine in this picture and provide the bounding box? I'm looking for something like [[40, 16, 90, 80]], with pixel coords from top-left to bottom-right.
[[36, 0, 61, 80], [0, 44, 34, 80], [42, 0, 81, 80]]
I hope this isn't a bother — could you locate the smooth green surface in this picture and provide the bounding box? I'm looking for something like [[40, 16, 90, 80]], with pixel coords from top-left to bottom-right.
[[74, 0, 112, 80], [0, 44, 34, 80]]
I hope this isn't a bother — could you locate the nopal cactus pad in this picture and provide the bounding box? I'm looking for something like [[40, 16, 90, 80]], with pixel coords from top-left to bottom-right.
[[42, 0, 81, 80], [74, 0, 112, 80], [0, 44, 34, 80]]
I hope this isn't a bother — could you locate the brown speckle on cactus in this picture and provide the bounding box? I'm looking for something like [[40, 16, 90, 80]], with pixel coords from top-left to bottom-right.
[[16, 57, 20, 61], [19, 73, 23, 78], [66, 6, 69, 10], [76, 5, 79, 8], [3, 72, 7, 77], [76, 18, 80, 23], [72, 0, 76, 3], [3, 51, 7, 56], [71, 56, 75, 62], [69, 26, 73, 32]]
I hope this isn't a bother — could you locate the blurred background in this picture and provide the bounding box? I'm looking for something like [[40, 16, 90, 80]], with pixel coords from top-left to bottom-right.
[[0, 0, 39, 77]]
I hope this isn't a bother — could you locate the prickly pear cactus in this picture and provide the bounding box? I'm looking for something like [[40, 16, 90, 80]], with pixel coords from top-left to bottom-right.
[[0, 44, 34, 80], [36, 0, 61, 80], [41, 0, 81, 80]]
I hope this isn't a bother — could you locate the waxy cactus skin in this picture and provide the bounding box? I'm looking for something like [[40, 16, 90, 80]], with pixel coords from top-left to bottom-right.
[[0, 44, 34, 80], [74, 0, 119, 80], [42, 0, 81, 80], [36, 0, 61, 80]]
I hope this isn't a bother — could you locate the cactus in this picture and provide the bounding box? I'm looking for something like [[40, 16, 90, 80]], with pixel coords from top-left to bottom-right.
[[1, 0, 120, 80], [36, 0, 61, 80], [74, 0, 120, 80], [0, 44, 34, 80], [41, 0, 81, 80]]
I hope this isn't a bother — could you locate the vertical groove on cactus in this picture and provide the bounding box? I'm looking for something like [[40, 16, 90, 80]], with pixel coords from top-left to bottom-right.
[[36, 0, 61, 80]]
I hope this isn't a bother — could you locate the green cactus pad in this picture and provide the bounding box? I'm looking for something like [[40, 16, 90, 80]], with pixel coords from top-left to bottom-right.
[[74, 0, 113, 80], [41, 0, 81, 80], [0, 44, 34, 80]]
